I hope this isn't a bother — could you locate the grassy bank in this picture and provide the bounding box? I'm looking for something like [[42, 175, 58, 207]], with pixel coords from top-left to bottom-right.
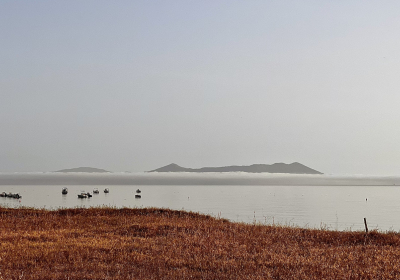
[[0, 207, 399, 279]]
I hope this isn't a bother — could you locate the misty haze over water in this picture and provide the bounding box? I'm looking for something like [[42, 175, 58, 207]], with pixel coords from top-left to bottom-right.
[[1, 172, 400, 186]]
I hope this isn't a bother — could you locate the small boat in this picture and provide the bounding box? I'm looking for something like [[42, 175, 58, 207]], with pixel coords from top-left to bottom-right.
[[136, 189, 141, 193], [86, 192, 92, 198], [135, 194, 141, 199], [11, 193, 22, 199], [78, 192, 87, 199], [93, 188, 99, 194], [104, 188, 109, 193], [62, 187, 68, 194], [0, 192, 6, 197]]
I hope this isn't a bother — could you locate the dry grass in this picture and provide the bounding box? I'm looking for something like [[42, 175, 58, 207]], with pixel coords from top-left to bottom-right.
[[0, 207, 399, 279]]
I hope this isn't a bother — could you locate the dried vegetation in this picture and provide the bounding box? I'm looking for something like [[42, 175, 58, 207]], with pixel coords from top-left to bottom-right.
[[0, 207, 399, 279]]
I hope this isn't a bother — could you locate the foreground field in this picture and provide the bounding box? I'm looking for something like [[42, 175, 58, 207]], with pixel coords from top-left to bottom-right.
[[0, 207, 399, 279]]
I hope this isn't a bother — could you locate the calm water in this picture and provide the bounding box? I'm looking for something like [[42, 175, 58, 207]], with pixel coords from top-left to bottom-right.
[[1, 184, 400, 232]]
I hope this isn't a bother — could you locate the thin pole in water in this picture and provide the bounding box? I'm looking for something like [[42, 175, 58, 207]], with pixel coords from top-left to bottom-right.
[[364, 218, 368, 234]]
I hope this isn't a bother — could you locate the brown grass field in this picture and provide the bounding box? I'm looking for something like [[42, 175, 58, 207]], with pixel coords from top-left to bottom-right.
[[0, 207, 399, 279]]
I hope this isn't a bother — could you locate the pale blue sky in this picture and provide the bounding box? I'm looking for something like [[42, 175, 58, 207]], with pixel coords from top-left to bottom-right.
[[2, 1, 400, 174]]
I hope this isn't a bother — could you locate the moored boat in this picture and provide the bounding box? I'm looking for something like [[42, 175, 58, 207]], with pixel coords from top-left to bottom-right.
[[13, 193, 22, 199], [135, 194, 141, 199], [136, 189, 141, 193], [62, 187, 68, 194], [1, 192, 21, 199], [104, 188, 109, 193], [93, 188, 99, 194], [78, 192, 88, 199]]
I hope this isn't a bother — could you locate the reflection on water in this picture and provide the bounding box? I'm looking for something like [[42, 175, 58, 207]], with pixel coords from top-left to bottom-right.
[[0, 184, 399, 232]]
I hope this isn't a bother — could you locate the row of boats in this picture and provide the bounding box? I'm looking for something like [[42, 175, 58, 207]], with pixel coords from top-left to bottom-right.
[[0, 188, 142, 201], [61, 187, 142, 199], [62, 187, 108, 197], [0, 192, 22, 199]]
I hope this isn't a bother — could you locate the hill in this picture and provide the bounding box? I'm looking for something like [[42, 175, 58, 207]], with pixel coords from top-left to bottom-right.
[[55, 167, 110, 173], [149, 162, 322, 174]]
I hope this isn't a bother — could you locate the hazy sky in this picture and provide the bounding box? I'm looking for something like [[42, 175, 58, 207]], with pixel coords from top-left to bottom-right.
[[2, 1, 400, 174]]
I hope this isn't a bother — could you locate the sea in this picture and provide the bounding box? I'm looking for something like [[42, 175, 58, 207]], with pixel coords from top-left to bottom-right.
[[1, 172, 400, 232]]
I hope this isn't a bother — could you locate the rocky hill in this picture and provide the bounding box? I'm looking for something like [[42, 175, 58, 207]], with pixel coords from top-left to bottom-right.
[[149, 162, 322, 174]]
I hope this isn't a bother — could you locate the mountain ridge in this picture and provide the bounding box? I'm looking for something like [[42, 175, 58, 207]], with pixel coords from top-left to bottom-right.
[[55, 167, 110, 173], [149, 162, 322, 174]]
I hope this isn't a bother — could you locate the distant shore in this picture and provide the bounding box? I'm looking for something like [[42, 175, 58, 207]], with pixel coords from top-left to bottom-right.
[[0, 172, 399, 186], [0, 207, 399, 279], [149, 162, 323, 174]]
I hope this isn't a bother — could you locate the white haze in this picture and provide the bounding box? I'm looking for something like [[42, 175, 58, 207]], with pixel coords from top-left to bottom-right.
[[0, 172, 399, 186]]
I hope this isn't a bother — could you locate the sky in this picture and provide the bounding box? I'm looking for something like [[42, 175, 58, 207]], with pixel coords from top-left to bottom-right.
[[1, 1, 400, 175]]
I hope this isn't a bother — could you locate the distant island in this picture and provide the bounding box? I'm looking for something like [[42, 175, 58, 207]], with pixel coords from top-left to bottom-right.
[[55, 167, 110, 173], [149, 162, 322, 174]]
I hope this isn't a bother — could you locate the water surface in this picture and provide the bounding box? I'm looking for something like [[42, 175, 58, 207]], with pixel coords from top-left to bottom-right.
[[0, 184, 399, 232]]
